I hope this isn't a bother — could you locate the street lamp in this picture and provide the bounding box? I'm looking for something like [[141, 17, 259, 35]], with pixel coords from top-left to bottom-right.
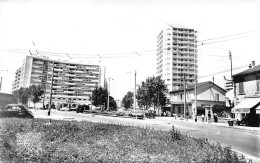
[[105, 77, 113, 110], [127, 70, 137, 110]]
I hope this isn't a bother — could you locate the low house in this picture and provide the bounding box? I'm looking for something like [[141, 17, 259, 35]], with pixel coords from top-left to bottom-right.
[[168, 81, 226, 118], [231, 62, 260, 127]]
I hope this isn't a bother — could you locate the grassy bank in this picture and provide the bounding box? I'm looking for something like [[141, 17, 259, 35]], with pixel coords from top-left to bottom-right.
[[0, 118, 247, 163]]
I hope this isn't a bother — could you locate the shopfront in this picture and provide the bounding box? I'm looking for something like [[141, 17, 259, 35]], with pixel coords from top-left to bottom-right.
[[231, 96, 260, 127]]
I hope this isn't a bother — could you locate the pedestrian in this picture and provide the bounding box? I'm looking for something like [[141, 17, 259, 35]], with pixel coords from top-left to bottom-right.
[[201, 114, 205, 122], [213, 113, 218, 123]]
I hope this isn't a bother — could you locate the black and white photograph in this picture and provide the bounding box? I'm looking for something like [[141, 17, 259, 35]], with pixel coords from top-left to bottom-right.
[[0, 0, 260, 162]]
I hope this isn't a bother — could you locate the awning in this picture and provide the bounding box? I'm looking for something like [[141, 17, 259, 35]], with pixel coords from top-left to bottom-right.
[[231, 97, 260, 113]]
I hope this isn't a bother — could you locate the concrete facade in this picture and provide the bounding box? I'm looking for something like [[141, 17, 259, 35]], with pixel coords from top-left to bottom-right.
[[12, 56, 101, 108], [156, 26, 198, 92]]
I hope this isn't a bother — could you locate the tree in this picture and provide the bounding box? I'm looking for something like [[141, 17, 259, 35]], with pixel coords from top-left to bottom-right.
[[91, 87, 108, 110], [12, 87, 30, 105], [136, 81, 151, 109], [107, 96, 117, 111], [136, 76, 168, 112], [212, 104, 229, 116], [122, 91, 133, 109], [29, 85, 44, 109]]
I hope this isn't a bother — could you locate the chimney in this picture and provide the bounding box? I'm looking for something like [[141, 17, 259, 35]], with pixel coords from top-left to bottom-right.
[[251, 61, 255, 67]]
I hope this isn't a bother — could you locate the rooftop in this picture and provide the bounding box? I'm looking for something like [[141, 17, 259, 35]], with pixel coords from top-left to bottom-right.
[[169, 81, 225, 94], [233, 64, 260, 78]]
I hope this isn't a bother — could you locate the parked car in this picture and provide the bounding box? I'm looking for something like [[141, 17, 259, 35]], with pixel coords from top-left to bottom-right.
[[0, 104, 34, 118], [59, 107, 70, 111], [76, 104, 90, 113], [145, 110, 156, 118], [130, 110, 146, 119]]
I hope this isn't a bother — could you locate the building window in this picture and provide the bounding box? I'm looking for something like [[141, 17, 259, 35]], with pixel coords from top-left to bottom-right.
[[238, 82, 244, 94], [215, 93, 219, 101], [257, 76, 260, 92], [180, 94, 183, 100], [257, 80, 260, 92], [178, 107, 181, 113]]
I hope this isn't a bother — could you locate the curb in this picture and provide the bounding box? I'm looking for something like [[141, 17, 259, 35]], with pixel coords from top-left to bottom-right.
[[209, 123, 260, 132], [232, 149, 260, 163]]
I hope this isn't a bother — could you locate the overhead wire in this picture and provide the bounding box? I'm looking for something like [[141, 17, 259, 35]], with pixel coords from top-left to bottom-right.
[[197, 30, 260, 42], [197, 33, 259, 46], [198, 64, 249, 79], [0, 48, 250, 59], [1, 28, 259, 58]]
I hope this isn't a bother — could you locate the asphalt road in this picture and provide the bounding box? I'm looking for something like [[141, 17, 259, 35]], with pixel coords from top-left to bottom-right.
[[33, 110, 260, 161]]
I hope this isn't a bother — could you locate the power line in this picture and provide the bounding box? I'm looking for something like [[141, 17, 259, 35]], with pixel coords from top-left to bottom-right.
[[197, 30, 260, 42], [198, 64, 249, 79], [197, 34, 259, 46], [1, 48, 250, 59]]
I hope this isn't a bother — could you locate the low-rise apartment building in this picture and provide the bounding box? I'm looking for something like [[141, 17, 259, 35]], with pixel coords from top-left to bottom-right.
[[231, 61, 260, 127]]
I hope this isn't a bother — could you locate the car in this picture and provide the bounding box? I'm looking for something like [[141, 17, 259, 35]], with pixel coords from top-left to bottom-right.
[[59, 107, 70, 111], [76, 104, 90, 113], [0, 104, 34, 118], [145, 110, 156, 118]]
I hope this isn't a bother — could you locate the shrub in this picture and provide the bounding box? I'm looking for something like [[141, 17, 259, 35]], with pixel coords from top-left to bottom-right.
[[0, 118, 248, 163]]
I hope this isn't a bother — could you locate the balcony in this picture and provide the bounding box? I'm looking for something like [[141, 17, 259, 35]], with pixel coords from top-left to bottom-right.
[[65, 74, 77, 77]]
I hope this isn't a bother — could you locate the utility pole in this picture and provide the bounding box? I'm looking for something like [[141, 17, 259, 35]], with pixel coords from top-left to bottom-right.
[[229, 51, 237, 106], [134, 70, 136, 110], [194, 75, 197, 121], [127, 71, 137, 110], [183, 73, 186, 118], [0, 76, 2, 91], [48, 63, 55, 116], [106, 77, 113, 110]]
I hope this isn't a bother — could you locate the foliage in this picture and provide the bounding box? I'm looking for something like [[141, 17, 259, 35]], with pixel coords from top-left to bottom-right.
[[136, 81, 151, 109], [197, 106, 204, 115], [91, 87, 108, 108], [91, 87, 117, 110], [197, 105, 230, 117], [106, 96, 117, 111], [12, 87, 30, 105], [136, 76, 168, 110], [0, 118, 248, 163], [12, 85, 44, 107], [122, 91, 134, 109], [28, 85, 44, 108]]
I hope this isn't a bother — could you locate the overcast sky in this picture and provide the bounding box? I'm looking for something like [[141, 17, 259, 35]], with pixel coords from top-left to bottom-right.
[[0, 0, 260, 100]]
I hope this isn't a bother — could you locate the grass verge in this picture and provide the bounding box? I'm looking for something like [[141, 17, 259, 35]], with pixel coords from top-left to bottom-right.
[[0, 118, 248, 163]]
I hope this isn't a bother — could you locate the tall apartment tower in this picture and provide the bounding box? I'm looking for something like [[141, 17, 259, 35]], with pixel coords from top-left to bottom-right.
[[12, 55, 101, 108], [156, 26, 198, 91]]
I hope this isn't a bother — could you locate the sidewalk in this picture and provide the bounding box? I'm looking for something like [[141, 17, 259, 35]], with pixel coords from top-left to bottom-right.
[[156, 116, 260, 132], [209, 121, 260, 132]]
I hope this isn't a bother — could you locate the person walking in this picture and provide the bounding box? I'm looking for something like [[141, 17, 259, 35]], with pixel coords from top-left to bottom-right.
[[201, 114, 205, 122], [213, 113, 218, 123]]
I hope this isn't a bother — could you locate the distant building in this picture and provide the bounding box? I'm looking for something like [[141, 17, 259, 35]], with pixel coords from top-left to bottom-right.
[[168, 81, 226, 118], [156, 26, 198, 92], [12, 56, 101, 109], [231, 61, 260, 127]]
